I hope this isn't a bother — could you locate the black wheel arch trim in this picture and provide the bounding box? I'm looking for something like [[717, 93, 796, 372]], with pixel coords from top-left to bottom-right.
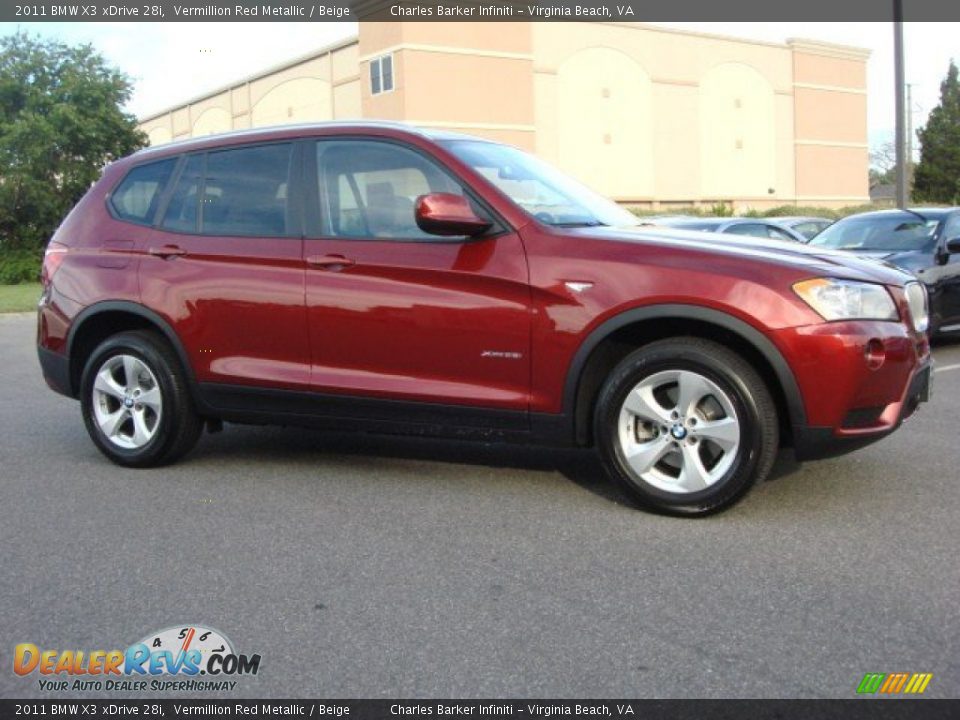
[[562, 303, 808, 444], [65, 300, 198, 401]]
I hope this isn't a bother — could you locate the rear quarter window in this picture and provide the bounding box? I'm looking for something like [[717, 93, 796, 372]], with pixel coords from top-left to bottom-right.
[[109, 158, 176, 224]]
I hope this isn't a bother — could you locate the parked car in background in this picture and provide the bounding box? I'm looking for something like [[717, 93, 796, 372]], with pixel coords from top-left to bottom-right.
[[774, 216, 834, 240], [37, 122, 932, 516], [652, 217, 809, 243], [808, 208, 960, 337]]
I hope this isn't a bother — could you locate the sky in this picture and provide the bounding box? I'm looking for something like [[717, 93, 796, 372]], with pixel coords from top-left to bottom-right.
[[1, 20, 956, 157]]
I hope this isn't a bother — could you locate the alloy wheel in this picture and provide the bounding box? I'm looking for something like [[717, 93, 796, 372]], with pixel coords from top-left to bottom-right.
[[617, 369, 741, 494], [91, 354, 163, 450]]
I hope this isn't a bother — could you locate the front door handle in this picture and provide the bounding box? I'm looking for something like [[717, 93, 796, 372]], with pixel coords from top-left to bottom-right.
[[306, 254, 355, 270], [148, 245, 187, 259]]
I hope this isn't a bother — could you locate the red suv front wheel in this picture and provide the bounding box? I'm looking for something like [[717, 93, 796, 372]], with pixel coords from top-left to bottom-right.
[[594, 337, 779, 516]]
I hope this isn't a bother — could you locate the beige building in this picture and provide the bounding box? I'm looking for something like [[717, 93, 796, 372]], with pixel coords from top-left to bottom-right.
[[139, 22, 871, 210]]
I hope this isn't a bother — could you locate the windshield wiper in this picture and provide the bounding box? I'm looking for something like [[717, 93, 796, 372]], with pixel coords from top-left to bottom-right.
[[552, 220, 605, 228]]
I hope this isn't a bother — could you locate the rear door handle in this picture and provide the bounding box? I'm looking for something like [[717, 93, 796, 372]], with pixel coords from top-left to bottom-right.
[[148, 245, 187, 259], [306, 254, 355, 270]]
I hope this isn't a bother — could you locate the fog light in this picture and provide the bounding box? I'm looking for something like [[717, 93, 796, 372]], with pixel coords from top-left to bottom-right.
[[864, 339, 886, 370]]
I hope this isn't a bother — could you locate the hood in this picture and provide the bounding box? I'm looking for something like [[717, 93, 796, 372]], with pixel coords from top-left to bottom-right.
[[854, 250, 898, 260], [844, 249, 929, 274], [572, 225, 914, 286]]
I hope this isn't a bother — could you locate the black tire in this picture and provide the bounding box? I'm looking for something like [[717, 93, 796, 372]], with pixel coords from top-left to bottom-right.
[[80, 330, 203, 467], [594, 337, 778, 516]]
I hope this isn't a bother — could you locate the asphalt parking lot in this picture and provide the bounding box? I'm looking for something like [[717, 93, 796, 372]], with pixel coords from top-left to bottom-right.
[[1, 311, 958, 699]]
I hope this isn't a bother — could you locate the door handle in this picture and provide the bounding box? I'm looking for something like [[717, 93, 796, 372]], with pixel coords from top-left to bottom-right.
[[306, 254, 355, 270], [148, 245, 187, 259]]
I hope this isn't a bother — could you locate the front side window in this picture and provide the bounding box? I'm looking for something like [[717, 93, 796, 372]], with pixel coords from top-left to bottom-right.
[[110, 158, 176, 224], [443, 140, 639, 228], [160, 144, 293, 237], [370, 55, 394, 95], [314, 140, 470, 240]]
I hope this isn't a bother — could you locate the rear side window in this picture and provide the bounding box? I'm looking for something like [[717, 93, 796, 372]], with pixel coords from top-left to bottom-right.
[[203, 144, 293, 236], [160, 143, 294, 237], [110, 159, 176, 224], [161, 155, 203, 233]]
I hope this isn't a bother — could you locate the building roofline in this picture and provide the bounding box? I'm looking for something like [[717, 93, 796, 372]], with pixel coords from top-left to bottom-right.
[[598, 22, 870, 58], [138, 34, 359, 124], [786, 37, 872, 60], [618, 22, 789, 50]]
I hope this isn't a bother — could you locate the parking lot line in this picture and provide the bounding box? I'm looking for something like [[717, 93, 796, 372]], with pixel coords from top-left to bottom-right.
[[934, 363, 960, 373]]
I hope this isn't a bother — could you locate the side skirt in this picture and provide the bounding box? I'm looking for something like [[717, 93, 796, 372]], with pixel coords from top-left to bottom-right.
[[196, 383, 572, 446]]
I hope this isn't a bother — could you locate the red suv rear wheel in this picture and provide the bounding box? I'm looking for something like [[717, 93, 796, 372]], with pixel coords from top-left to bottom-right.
[[80, 331, 203, 467]]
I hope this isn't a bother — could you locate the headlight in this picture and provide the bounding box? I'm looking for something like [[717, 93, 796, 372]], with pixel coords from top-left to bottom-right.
[[904, 281, 929, 332], [793, 278, 898, 322]]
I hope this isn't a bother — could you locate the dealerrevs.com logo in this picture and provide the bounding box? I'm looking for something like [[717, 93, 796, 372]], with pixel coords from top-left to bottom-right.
[[13, 625, 261, 692]]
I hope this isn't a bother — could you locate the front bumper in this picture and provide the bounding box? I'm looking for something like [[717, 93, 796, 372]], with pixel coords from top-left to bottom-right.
[[793, 356, 933, 460]]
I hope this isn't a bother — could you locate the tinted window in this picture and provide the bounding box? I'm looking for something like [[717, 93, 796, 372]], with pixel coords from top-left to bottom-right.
[[111, 159, 176, 224], [203, 144, 292, 236], [314, 141, 467, 240], [161, 154, 203, 233], [724, 223, 768, 238], [160, 145, 293, 236]]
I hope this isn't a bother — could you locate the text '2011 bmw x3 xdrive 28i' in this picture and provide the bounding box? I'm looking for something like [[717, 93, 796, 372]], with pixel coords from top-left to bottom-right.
[[37, 122, 933, 515]]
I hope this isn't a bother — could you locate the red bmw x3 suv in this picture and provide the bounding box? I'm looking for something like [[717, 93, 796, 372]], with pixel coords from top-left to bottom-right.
[[37, 122, 933, 515]]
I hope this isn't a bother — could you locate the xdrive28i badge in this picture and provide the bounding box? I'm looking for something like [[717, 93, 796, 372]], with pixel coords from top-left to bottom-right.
[[13, 625, 262, 693]]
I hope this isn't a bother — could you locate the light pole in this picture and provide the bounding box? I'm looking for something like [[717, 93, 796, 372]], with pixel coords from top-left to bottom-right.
[[894, 0, 907, 208]]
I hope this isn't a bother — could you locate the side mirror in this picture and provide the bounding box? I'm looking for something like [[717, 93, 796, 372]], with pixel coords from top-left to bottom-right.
[[415, 193, 492, 237], [946, 237, 960, 255]]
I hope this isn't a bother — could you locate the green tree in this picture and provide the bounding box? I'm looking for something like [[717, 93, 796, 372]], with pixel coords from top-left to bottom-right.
[[0, 32, 146, 255], [913, 60, 960, 204]]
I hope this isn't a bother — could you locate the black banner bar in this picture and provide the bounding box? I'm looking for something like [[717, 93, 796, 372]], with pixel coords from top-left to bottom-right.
[[2, 700, 960, 720], [4, 0, 960, 22]]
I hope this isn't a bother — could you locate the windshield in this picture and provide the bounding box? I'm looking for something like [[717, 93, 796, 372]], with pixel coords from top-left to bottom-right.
[[809, 215, 939, 253], [443, 140, 640, 228]]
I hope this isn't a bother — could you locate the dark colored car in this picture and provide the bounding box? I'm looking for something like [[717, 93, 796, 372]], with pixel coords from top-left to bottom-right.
[[774, 216, 834, 240], [653, 217, 810, 243], [37, 123, 932, 515], [809, 208, 960, 337]]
